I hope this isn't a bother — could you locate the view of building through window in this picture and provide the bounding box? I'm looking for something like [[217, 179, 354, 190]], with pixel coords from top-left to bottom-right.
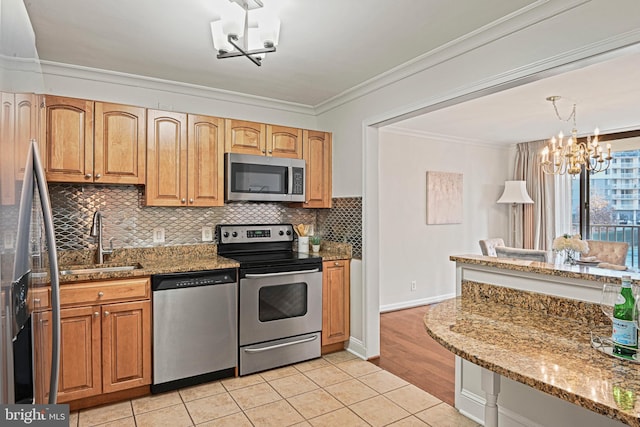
[[571, 135, 640, 267]]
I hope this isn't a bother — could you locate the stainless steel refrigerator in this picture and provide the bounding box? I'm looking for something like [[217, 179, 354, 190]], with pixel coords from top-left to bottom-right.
[[0, 140, 61, 404]]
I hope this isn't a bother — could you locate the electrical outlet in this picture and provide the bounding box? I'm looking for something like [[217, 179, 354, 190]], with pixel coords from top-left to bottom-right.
[[153, 227, 165, 243], [201, 226, 213, 242], [411, 280, 417, 291]]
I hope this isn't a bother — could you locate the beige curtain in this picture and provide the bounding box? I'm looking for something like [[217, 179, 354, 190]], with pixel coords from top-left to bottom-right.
[[514, 141, 556, 250]]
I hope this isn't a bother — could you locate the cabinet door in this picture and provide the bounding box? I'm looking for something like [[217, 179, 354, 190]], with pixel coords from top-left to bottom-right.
[[146, 109, 187, 206], [224, 119, 266, 155], [266, 125, 302, 158], [322, 260, 350, 345], [303, 130, 332, 208], [94, 102, 146, 184], [187, 114, 225, 207], [57, 305, 102, 402], [33, 310, 52, 404], [1, 93, 15, 205], [15, 94, 39, 181], [101, 300, 151, 393], [41, 96, 94, 183]]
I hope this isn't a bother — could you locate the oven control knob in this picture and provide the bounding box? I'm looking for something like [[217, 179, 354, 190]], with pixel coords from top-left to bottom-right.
[[232, 232, 238, 238], [279, 230, 284, 236], [223, 232, 229, 238], [286, 230, 291, 235]]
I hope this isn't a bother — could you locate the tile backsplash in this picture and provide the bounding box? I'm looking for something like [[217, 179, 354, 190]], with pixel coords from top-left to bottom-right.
[[49, 184, 363, 259]]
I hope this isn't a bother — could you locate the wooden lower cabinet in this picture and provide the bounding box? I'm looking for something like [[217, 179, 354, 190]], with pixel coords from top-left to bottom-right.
[[33, 279, 152, 405], [102, 300, 151, 393], [322, 259, 350, 352]]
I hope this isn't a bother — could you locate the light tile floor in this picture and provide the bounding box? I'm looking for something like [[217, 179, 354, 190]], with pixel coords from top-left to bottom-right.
[[71, 351, 479, 427]]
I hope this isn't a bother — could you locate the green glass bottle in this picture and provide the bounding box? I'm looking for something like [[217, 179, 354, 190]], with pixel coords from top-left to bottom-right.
[[612, 276, 637, 358]]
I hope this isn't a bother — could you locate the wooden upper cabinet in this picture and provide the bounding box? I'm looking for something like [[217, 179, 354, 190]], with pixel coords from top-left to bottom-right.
[[145, 109, 188, 206], [146, 111, 223, 207], [188, 114, 225, 207], [42, 96, 145, 184], [15, 93, 39, 180], [41, 95, 94, 183], [225, 119, 266, 156], [94, 102, 146, 184], [302, 130, 332, 208], [1, 93, 16, 205], [266, 125, 303, 158]]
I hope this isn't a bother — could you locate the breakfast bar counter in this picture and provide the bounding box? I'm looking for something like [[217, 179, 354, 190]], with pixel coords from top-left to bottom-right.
[[440, 255, 640, 426], [424, 281, 640, 426]]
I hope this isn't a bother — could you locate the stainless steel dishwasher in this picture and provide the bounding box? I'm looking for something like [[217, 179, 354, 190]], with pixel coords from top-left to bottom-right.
[[151, 268, 237, 393]]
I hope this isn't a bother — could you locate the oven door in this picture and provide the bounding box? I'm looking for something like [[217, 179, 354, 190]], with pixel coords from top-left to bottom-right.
[[239, 268, 322, 346]]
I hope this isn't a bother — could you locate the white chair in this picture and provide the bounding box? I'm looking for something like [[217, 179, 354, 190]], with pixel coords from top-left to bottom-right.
[[479, 238, 505, 256]]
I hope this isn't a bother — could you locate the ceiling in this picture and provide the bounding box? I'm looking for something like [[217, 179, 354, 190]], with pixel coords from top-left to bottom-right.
[[22, 0, 640, 144]]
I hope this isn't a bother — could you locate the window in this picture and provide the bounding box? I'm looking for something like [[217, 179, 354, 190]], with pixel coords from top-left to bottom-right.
[[570, 132, 640, 267]]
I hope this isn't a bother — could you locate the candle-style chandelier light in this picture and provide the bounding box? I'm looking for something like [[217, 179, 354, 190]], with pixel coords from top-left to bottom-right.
[[540, 96, 612, 176]]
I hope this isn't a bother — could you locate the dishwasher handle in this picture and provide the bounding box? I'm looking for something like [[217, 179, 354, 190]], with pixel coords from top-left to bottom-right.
[[244, 268, 319, 279], [242, 335, 318, 353]]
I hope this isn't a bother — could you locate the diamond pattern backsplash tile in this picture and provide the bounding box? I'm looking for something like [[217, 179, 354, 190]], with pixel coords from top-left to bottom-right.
[[49, 184, 362, 259], [317, 197, 362, 259]]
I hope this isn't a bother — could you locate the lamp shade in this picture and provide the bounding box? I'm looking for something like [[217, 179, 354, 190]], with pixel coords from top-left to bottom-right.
[[496, 181, 533, 204]]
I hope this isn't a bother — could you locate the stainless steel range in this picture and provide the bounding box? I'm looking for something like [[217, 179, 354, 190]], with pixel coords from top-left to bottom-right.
[[217, 224, 323, 376]]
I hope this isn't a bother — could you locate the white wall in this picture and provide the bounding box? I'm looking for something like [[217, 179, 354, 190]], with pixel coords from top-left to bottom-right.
[[378, 129, 511, 310], [316, 0, 640, 360]]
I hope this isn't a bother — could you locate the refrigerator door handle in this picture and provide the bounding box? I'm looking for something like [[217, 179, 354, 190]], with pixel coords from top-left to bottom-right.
[[31, 140, 61, 404]]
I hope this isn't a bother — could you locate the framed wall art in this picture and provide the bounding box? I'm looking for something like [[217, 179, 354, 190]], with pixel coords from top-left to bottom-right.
[[426, 171, 463, 225]]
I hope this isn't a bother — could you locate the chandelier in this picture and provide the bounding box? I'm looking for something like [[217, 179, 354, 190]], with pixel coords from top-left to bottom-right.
[[540, 96, 612, 176], [210, 0, 280, 66]]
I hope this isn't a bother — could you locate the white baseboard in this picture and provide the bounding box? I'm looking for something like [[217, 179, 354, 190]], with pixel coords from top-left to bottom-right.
[[457, 387, 545, 427], [345, 337, 367, 360], [379, 293, 456, 313]]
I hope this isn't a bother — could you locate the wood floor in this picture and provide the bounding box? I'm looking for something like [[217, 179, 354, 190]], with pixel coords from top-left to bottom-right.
[[373, 305, 455, 406]]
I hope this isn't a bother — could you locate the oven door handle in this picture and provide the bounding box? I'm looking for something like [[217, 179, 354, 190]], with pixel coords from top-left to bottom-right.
[[243, 335, 318, 353], [244, 268, 320, 278]]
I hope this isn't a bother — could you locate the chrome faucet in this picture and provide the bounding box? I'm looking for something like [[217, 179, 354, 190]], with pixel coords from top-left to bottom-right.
[[89, 211, 113, 264]]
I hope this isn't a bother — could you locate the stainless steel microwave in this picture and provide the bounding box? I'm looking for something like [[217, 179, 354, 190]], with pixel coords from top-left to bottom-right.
[[225, 153, 306, 202]]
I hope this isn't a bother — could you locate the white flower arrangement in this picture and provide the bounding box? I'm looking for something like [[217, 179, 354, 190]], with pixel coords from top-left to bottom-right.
[[552, 234, 589, 254]]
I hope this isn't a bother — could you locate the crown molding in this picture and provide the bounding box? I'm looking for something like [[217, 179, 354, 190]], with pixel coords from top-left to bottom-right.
[[39, 60, 316, 116], [380, 125, 513, 150]]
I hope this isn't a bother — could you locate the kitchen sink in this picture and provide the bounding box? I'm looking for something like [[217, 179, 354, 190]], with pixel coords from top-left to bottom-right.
[[59, 263, 142, 275]]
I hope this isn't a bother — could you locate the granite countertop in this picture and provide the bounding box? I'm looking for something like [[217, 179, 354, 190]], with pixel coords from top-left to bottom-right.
[[36, 241, 352, 285], [424, 281, 640, 426], [451, 254, 640, 284]]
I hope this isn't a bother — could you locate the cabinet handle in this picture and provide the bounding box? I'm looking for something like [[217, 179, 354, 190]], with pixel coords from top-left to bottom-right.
[[262, 149, 266, 154], [268, 150, 273, 153], [104, 311, 110, 317], [84, 173, 92, 179], [181, 198, 186, 203], [98, 291, 104, 297], [34, 298, 41, 304], [334, 262, 340, 266], [95, 173, 101, 179], [93, 312, 99, 318], [189, 198, 194, 203]]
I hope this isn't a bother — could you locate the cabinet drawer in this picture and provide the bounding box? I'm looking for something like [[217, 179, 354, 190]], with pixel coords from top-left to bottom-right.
[[31, 287, 51, 311], [60, 277, 150, 307]]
